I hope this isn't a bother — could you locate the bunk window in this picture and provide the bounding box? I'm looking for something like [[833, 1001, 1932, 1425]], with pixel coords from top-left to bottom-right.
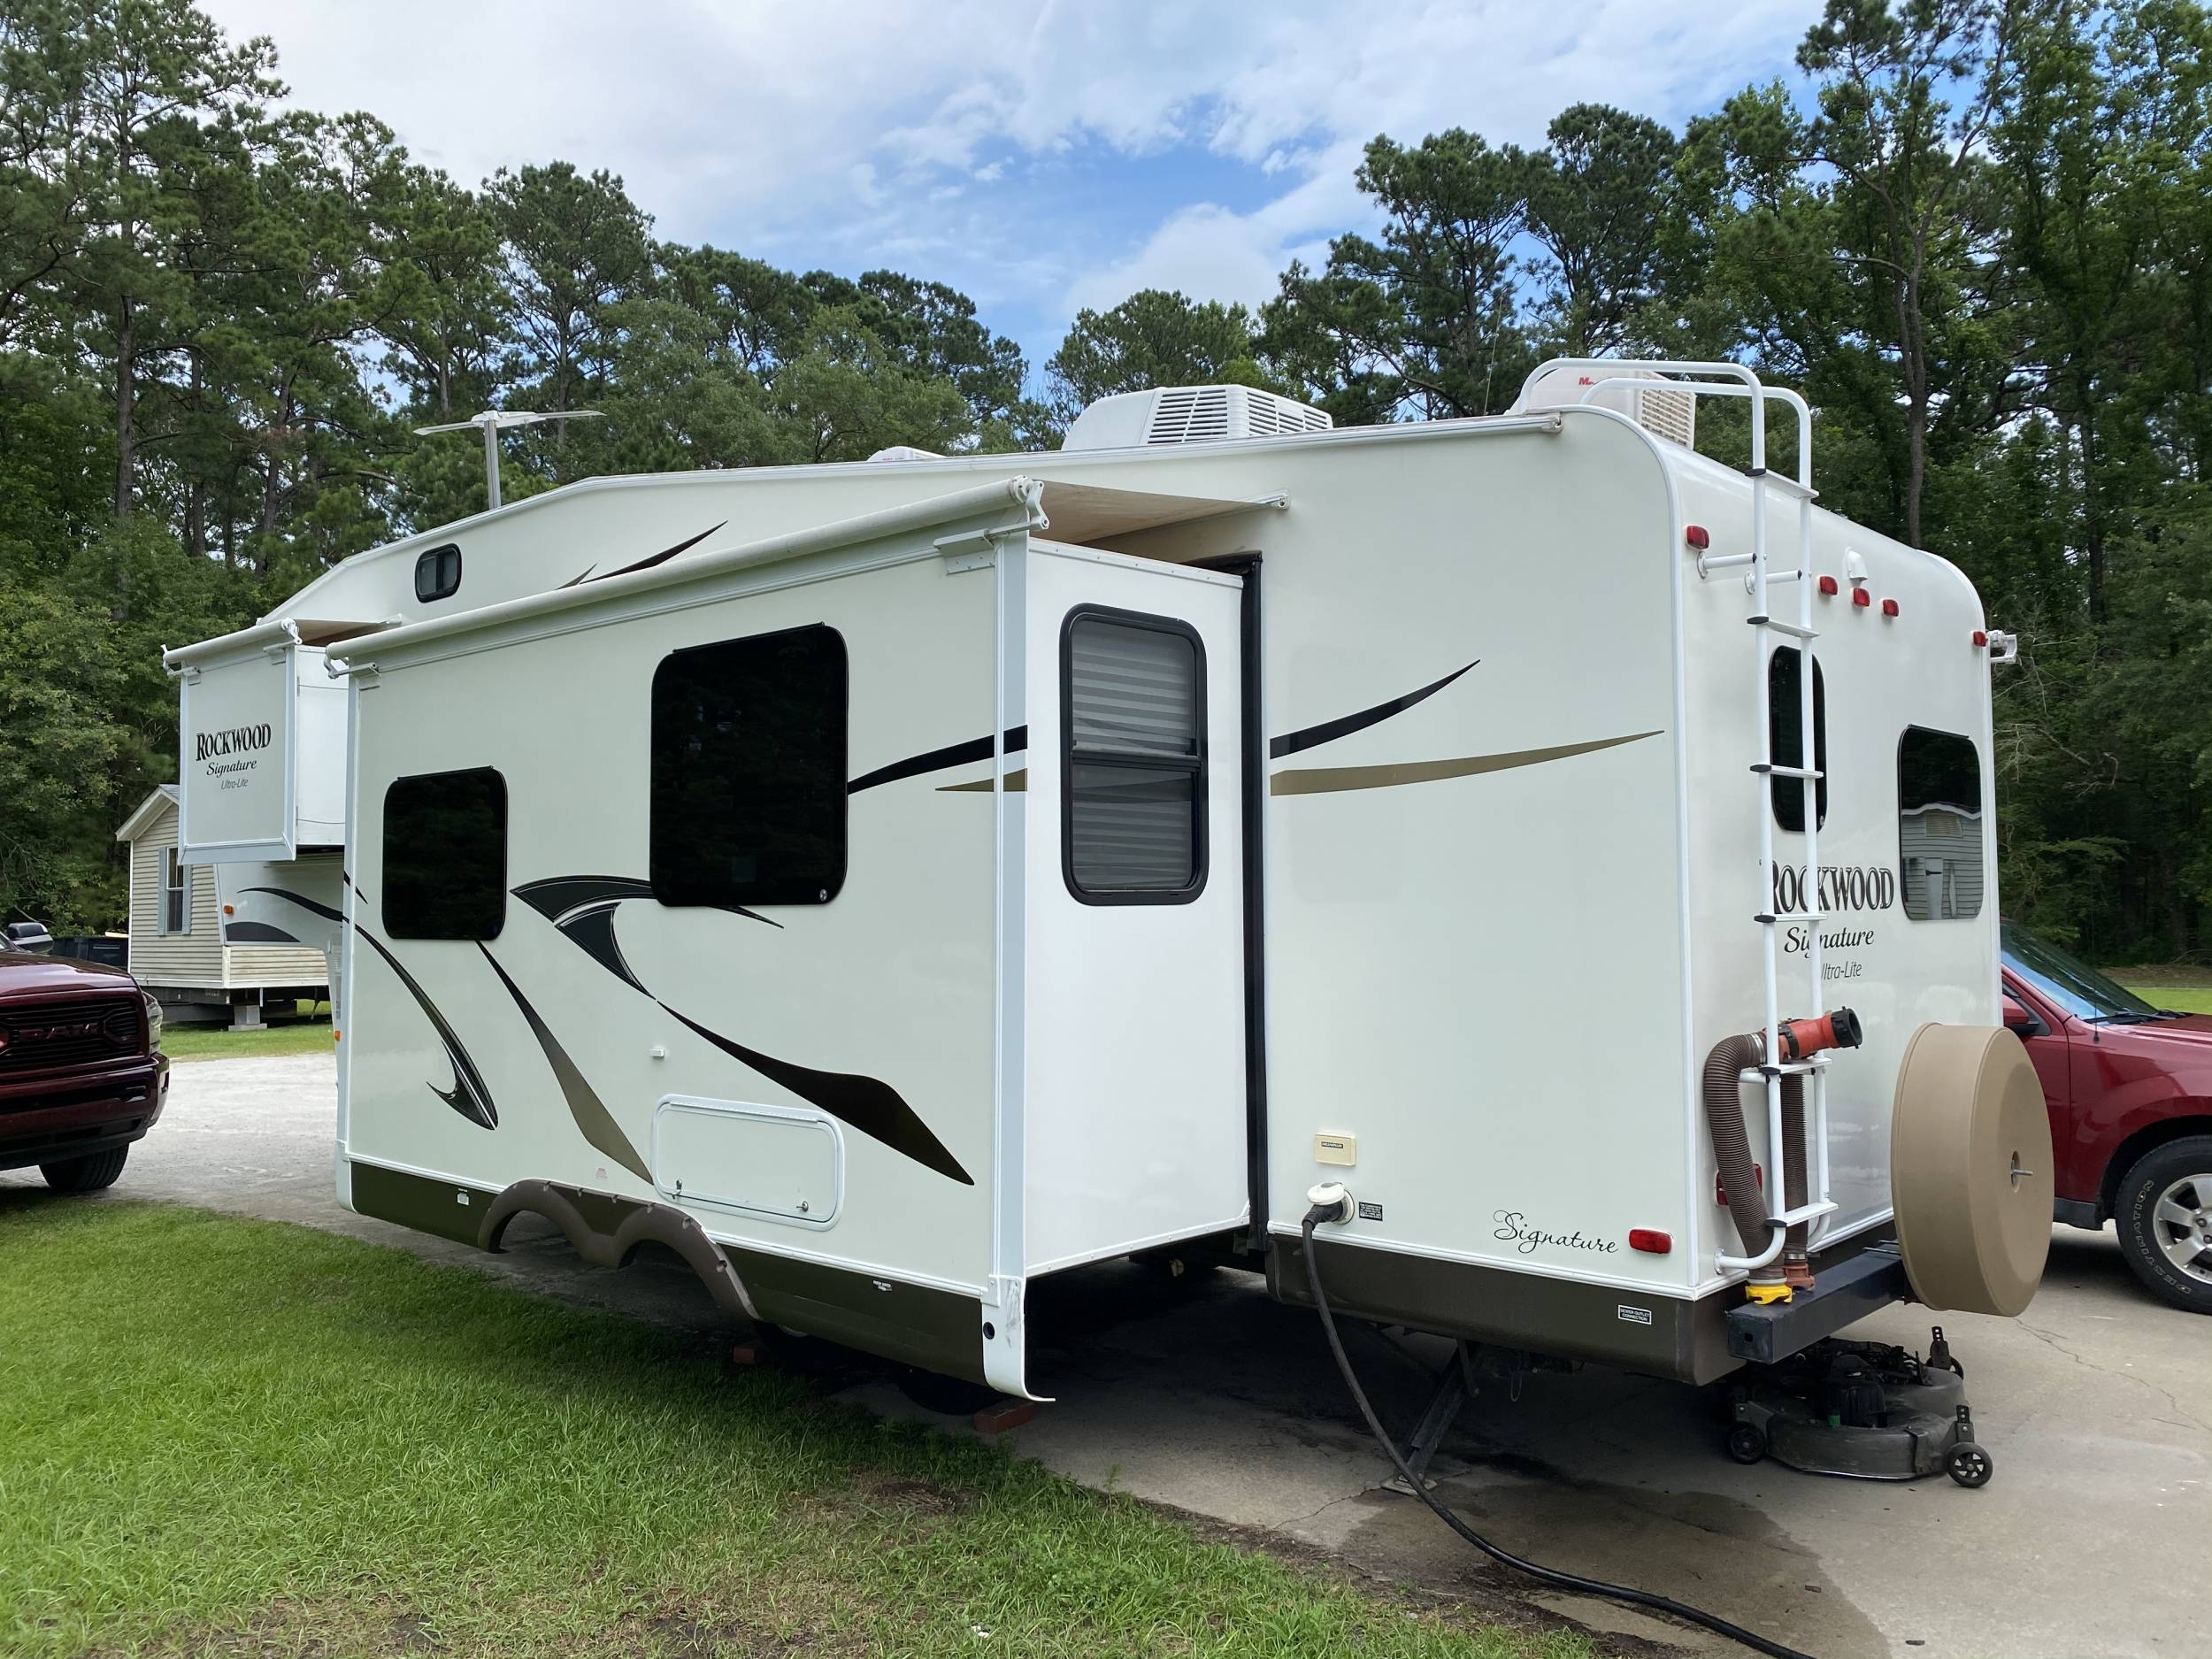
[[414, 543, 462, 603], [383, 767, 507, 940], [1062, 609, 1207, 903], [650, 624, 848, 907], [1768, 647, 1828, 831], [1897, 727, 1984, 920], [160, 849, 191, 935]]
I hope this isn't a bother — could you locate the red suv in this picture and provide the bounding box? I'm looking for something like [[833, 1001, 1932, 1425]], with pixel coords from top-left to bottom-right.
[[2002, 922, 2212, 1313], [0, 949, 168, 1191]]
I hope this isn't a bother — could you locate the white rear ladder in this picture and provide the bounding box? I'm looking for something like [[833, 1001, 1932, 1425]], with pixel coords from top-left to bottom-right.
[[1528, 359, 1841, 1274]]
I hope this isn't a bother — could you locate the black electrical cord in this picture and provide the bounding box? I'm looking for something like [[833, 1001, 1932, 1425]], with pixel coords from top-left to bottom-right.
[[1300, 1207, 1818, 1659]]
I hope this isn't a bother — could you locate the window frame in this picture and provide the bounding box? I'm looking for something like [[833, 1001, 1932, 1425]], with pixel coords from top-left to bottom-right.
[[1895, 724, 1985, 923], [648, 623, 849, 910], [413, 543, 462, 604], [160, 847, 190, 936], [380, 765, 509, 941], [1767, 646, 1828, 832], [1059, 604, 1210, 908]]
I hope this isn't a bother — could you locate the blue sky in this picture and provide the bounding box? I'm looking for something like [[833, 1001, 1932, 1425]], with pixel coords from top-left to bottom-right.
[[202, 0, 1824, 380]]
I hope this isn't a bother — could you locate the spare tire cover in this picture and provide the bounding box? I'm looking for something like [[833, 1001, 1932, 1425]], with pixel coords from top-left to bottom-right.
[[1891, 1023, 2053, 1317]]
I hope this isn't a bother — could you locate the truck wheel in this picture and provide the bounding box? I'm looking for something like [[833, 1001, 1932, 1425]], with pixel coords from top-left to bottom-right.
[[2114, 1138, 2212, 1314], [40, 1147, 128, 1193]]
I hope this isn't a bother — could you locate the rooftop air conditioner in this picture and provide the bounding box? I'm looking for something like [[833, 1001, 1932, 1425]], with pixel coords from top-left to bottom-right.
[[1513, 364, 1697, 449], [1061, 384, 1333, 452]]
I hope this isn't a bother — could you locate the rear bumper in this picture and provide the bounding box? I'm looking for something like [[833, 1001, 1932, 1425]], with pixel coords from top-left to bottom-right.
[[0, 1056, 169, 1171], [1269, 1223, 1905, 1385]]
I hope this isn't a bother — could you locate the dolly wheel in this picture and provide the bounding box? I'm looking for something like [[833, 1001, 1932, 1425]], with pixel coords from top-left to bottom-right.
[[1946, 1441, 1993, 1487], [1725, 1424, 1768, 1465]]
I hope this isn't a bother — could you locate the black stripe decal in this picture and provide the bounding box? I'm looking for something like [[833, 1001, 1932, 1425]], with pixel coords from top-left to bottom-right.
[[512, 873, 780, 930], [849, 726, 1028, 794], [562, 902, 648, 995], [569, 521, 726, 587], [224, 921, 299, 943], [480, 945, 649, 1181], [657, 1002, 974, 1187], [1270, 660, 1479, 759], [243, 885, 496, 1131]]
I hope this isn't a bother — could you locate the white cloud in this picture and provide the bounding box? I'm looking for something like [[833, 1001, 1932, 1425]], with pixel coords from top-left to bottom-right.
[[197, 0, 1820, 358]]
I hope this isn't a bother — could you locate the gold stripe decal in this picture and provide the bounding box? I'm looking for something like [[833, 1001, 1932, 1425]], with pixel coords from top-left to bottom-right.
[[938, 769, 1028, 793], [1270, 731, 1662, 796]]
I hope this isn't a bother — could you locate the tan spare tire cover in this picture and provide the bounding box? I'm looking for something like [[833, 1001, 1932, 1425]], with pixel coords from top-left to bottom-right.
[[1891, 1023, 2053, 1316]]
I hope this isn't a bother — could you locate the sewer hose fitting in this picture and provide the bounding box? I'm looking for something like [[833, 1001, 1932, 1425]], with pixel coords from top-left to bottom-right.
[[1704, 1010, 1862, 1293]]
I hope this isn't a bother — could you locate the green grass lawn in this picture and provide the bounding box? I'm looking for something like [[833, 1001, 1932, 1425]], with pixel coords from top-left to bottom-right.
[[2124, 985, 2212, 1014], [160, 1006, 334, 1063], [0, 1201, 1590, 1659]]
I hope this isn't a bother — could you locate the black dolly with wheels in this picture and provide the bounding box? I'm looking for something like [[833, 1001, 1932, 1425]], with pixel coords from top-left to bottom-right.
[[1724, 1328, 1994, 1486]]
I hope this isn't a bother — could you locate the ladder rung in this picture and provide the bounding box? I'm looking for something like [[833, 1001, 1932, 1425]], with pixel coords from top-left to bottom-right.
[[1747, 1060, 1826, 1080], [1750, 763, 1822, 779], [1755, 911, 1824, 925], [1747, 616, 1819, 640], [1747, 468, 1818, 502]]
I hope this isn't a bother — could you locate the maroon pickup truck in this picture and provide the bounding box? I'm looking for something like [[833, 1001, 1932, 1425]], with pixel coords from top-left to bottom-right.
[[0, 949, 168, 1191], [2001, 922, 2212, 1313]]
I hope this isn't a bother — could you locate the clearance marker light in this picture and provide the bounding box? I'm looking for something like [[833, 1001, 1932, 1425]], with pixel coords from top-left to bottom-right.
[[1684, 525, 1710, 549], [1851, 588, 1873, 608], [1817, 574, 1839, 596], [1972, 630, 1989, 647], [1629, 1228, 1673, 1255], [1881, 598, 1900, 618]]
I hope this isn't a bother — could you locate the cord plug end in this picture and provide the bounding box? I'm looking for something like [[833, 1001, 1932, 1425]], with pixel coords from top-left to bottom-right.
[[1303, 1181, 1355, 1227]]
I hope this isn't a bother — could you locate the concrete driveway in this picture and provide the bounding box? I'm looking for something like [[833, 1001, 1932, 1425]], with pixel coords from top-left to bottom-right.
[[7, 1051, 2204, 1659]]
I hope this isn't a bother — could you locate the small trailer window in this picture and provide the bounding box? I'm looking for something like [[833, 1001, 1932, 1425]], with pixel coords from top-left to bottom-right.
[[160, 849, 190, 935], [413, 543, 462, 603], [1897, 727, 1984, 920], [1062, 609, 1206, 902], [383, 767, 508, 939], [1768, 647, 1827, 831], [650, 625, 848, 907]]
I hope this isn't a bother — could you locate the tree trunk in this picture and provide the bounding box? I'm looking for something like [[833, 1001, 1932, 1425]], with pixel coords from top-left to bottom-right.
[[113, 299, 135, 518]]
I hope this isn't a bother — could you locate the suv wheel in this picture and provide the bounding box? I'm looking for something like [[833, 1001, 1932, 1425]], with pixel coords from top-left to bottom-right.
[[2114, 1137, 2212, 1314], [39, 1146, 128, 1194]]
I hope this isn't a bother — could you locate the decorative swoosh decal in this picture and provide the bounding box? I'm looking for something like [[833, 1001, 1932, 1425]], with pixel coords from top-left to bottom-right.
[[1270, 731, 1662, 795], [513, 873, 780, 931], [849, 727, 1027, 794], [1270, 661, 1479, 758], [559, 521, 726, 588], [938, 770, 1026, 793], [479, 945, 649, 1181], [657, 1002, 975, 1187], [520, 878, 973, 1185], [224, 921, 299, 943], [866, 661, 1483, 793], [242, 886, 497, 1130]]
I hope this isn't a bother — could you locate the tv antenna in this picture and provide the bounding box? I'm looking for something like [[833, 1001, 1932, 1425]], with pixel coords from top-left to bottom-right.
[[413, 408, 603, 510]]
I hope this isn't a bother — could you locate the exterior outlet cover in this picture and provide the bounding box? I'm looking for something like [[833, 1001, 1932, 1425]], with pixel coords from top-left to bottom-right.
[[1313, 1132, 1356, 1167]]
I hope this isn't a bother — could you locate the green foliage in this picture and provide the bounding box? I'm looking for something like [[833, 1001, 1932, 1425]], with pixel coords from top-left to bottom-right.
[[1, 0, 2209, 964]]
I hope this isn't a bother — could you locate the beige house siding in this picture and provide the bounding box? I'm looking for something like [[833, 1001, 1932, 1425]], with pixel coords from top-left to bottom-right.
[[122, 795, 328, 993]]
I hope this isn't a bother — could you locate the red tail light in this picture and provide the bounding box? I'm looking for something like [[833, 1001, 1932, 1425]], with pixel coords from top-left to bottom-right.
[[1629, 1228, 1672, 1255]]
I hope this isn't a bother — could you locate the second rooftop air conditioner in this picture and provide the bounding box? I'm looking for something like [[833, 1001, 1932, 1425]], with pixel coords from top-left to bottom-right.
[[1062, 384, 1333, 452]]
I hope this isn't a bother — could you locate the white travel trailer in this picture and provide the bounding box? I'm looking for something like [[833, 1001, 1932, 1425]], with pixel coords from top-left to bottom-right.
[[163, 362, 2051, 1406]]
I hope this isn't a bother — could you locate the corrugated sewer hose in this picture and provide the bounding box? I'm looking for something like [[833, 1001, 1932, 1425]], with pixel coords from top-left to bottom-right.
[[1300, 1194, 1820, 1659]]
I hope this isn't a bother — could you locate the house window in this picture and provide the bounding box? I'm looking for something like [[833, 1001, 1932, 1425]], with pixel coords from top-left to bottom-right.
[[414, 543, 462, 603], [383, 767, 508, 940], [1769, 647, 1827, 831], [1062, 608, 1207, 903], [1898, 726, 1984, 920], [160, 848, 191, 935], [650, 625, 848, 907]]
